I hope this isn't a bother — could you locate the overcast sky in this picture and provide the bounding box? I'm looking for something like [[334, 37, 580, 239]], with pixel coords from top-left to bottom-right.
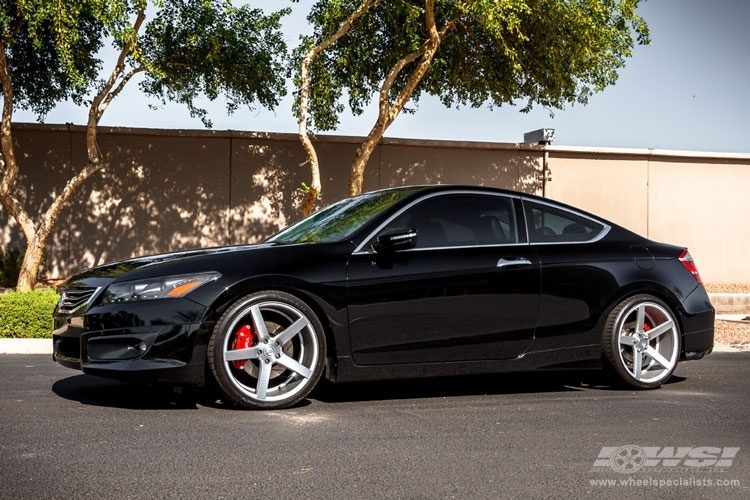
[[13, 0, 750, 153]]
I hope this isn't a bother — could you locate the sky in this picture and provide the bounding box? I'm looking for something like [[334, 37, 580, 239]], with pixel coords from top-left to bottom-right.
[[13, 0, 750, 153]]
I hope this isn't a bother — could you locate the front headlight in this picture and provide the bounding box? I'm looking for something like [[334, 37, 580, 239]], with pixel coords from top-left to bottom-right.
[[99, 272, 220, 304]]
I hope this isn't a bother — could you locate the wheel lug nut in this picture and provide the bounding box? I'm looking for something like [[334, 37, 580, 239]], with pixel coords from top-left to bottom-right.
[[264, 359, 271, 364], [275, 353, 281, 359]]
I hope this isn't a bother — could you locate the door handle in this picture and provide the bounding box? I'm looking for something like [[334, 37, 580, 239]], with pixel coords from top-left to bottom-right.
[[496, 257, 533, 269]]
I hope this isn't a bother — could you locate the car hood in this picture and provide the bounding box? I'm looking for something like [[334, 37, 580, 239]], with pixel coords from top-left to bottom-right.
[[66, 244, 274, 285]]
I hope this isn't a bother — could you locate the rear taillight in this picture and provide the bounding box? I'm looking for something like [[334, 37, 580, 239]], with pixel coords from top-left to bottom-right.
[[678, 249, 703, 284]]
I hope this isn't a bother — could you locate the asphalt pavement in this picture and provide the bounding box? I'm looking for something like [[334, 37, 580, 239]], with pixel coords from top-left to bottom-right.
[[1, 353, 748, 500]]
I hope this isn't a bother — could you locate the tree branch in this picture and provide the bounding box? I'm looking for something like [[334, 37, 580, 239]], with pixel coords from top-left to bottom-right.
[[90, 8, 147, 127], [102, 66, 146, 111], [349, 0, 461, 195], [85, 8, 146, 172], [378, 0, 458, 129]]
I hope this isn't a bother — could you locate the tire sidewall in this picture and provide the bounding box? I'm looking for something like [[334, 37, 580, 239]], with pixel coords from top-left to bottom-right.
[[603, 294, 681, 389], [207, 291, 326, 409]]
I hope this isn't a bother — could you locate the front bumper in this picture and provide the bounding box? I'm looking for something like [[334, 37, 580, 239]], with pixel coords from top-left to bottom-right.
[[53, 322, 214, 385]]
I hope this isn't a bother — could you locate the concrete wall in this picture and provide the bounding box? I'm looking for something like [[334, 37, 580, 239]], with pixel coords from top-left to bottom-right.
[[3, 123, 749, 283], [544, 147, 750, 284]]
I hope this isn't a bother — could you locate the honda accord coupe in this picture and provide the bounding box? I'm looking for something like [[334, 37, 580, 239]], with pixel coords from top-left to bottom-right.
[[53, 185, 715, 409]]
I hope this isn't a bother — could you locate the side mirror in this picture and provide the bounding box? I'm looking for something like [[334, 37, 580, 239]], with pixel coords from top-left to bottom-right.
[[373, 229, 418, 253]]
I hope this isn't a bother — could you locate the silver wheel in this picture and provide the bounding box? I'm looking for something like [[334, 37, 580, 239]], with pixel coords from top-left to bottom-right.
[[208, 292, 325, 409], [603, 295, 680, 388]]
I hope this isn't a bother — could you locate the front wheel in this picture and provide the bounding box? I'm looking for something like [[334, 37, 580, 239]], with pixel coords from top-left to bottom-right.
[[602, 295, 681, 389], [207, 291, 326, 409]]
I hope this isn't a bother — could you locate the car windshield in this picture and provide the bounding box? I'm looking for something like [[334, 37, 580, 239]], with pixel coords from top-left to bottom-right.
[[268, 187, 422, 244]]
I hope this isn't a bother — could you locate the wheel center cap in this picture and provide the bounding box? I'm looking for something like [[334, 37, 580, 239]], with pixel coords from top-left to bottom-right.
[[635, 333, 649, 352], [263, 345, 276, 358]]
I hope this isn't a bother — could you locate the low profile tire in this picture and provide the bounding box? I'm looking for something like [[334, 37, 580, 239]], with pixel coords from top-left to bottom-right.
[[602, 294, 681, 389], [207, 291, 326, 410]]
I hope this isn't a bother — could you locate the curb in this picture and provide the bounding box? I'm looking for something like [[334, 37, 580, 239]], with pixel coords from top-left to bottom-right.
[[716, 314, 750, 323], [0, 338, 52, 355], [712, 343, 750, 353], [709, 293, 750, 315]]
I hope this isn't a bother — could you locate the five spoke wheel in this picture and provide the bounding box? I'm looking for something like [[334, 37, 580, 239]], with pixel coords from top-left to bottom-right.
[[603, 295, 680, 389], [208, 291, 325, 409]]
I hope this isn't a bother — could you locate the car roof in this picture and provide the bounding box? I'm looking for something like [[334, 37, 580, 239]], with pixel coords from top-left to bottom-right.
[[367, 184, 591, 216]]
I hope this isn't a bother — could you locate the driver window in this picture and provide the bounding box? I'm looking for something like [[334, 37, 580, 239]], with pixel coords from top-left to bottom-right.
[[381, 194, 518, 249]]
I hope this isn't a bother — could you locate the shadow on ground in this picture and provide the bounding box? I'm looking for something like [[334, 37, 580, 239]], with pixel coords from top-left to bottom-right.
[[51, 369, 686, 410], [52, 374, 206, 410], [311, 371, 686, 404]]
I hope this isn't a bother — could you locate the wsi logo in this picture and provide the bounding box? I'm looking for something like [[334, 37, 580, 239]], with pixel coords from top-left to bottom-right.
[[593, 446, 740, 473]]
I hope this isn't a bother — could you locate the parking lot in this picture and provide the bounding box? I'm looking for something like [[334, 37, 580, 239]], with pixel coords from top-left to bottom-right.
[[1, 352, 748, 499]]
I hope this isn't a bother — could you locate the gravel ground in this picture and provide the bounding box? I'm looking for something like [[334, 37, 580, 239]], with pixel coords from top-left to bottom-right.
[[714, 319, 750, 347], [706, 283, 750, 347], [704, 283, 750, 294]]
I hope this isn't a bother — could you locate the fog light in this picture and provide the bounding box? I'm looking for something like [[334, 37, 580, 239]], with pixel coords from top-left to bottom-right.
[[86, 332, 158, 360]]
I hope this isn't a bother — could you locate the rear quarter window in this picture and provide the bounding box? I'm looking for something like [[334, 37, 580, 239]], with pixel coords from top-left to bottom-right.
[[523, 200, 607, 243]]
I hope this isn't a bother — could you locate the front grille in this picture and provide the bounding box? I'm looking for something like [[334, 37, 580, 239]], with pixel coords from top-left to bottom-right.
[[57, 287, 100, 314]]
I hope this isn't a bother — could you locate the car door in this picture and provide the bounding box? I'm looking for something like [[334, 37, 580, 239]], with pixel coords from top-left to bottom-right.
[[522, 198, 618, 345], [346, 192, 541, 365]]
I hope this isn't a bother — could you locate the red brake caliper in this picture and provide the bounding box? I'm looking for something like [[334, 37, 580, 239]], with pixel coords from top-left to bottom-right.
[[231, 324, 255, 370]]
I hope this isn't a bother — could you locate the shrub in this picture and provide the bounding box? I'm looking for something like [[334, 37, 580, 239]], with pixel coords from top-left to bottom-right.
[[0, 247, 24, 288], [0, 290, 59, 338], [0, 247, 49, 288]]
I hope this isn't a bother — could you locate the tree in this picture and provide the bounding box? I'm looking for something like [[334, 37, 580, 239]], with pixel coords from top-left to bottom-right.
[[298, 0, 650, 196], [0, 0, 289, 290], [295, 0, 381, 216]]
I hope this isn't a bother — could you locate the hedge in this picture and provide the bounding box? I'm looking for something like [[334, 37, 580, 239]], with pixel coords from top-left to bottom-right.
[[0, 290, 59, 338]]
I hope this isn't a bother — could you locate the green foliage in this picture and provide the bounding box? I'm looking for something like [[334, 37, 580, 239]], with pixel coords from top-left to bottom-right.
[[0, 246, 45, 287], [0, 289, 58, 338], [138, 1, 290, 127], [2, 0, 289, 124], [1, 0, 120, 118], [296, 0, 650, 131], [0, 246, 23, 287], [296, 181, 320, 196]]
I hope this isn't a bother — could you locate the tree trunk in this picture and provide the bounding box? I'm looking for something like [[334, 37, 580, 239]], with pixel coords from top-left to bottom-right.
[[1, 38, 39, 290], [301, 187, 319, 217], [15, 233, 46, 290], [347, 0, 452, 196], [298, 36, 321, 217], [1, 40, 48, 290], [349, 128, 384, 197]]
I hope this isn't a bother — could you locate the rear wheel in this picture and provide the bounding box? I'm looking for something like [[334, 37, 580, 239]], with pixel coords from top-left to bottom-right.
[[207, 291, 326, 409], [603, 294, 681, 389]]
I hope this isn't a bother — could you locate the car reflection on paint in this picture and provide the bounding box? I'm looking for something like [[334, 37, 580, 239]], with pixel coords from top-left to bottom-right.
[[53, 185, 714, 409]]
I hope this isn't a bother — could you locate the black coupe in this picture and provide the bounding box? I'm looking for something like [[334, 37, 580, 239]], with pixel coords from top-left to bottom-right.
[[53, 185, 715, 409]]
